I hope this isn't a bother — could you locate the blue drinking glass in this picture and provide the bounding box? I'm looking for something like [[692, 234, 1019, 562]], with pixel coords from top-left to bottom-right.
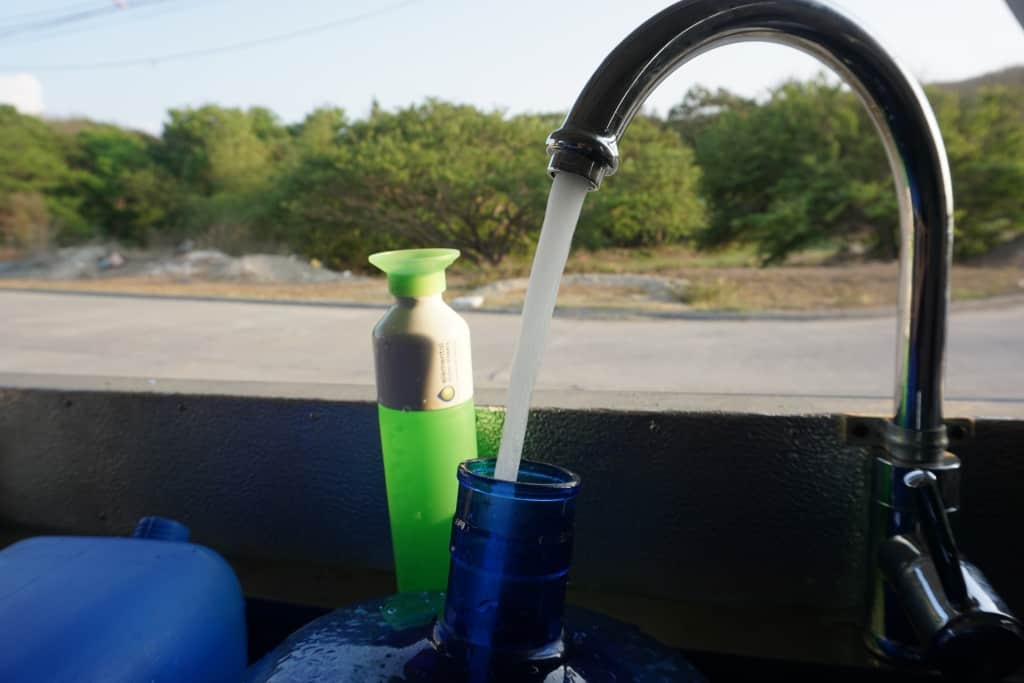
[[433, 458, 580, 672]]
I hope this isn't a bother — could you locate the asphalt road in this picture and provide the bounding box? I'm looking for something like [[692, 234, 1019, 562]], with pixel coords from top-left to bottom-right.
[[1, 290, 1021, 402]]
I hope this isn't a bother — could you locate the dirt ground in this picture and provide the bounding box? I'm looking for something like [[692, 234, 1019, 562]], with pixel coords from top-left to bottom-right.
[[661, 263, 1024, 311], [2, 262, 1020, 313]]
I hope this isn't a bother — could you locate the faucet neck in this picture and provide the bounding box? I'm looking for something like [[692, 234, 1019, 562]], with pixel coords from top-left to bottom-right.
[[547, 0, 954, 446]]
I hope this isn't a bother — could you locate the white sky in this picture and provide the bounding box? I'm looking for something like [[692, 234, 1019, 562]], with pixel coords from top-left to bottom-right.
[[0, 0, 1021, 132]]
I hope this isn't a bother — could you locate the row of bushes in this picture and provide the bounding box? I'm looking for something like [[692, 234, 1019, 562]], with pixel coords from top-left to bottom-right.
[[2, 74, 1021, 269]]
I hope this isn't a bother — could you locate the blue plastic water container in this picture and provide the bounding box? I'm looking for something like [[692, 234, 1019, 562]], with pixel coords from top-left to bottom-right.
[[0, 517, 247, 683]]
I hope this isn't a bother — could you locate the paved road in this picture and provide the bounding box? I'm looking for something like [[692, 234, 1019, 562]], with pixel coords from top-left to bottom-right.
[[1, 290, 1021, 401]]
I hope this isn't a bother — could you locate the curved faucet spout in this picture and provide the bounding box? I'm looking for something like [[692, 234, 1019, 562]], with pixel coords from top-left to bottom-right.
[[546, 0, 952, 451], [546, 1, 1024, 676]]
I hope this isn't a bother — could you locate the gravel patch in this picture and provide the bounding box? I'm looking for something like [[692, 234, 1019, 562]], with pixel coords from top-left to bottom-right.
[[0, 246, 360, 284], [468, 273, 689, 303]]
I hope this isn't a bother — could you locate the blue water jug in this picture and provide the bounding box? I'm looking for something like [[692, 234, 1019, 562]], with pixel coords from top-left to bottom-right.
[[0, 517, 247, 682], [248, 460, 704, 682]]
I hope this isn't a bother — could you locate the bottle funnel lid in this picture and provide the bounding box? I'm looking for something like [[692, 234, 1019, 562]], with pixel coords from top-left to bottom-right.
[[368, 248, 460, 297]]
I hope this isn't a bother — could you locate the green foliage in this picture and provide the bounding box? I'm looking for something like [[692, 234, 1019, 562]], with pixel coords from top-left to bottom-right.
[[928, 86, 1024, 258], [577, 116, 705, 249], [71, 126, 179, 245], [671, 75, 1024, 265], [288, 107, 348, 157], [0, 105, 67, 198], [156, 105, 289, 249], [668, 86, 755, 147], [683, 77, 896, 264], [276, 101, 553, 268], [0, 73, 1021, 268], [0, 105, 91, 246], [160, 105, 281, 195]]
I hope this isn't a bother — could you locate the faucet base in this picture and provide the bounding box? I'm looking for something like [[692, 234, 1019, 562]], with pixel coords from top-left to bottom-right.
[[865, 629, 925, 667], [867, 609, 1024, 682]]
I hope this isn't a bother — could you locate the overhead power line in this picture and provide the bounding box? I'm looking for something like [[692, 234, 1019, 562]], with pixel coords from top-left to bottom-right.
[[5, 1, 211, 46], [0, 0, 174, 40], [0, 0, 422, 71], [0, 1, 106, 27]]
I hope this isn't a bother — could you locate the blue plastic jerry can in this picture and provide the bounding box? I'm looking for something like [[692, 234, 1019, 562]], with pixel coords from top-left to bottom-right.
[[0, 517, 247, 683]]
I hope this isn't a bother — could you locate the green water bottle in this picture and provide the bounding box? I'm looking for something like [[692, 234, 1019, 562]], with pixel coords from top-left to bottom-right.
[[369, 248, 478, 593]]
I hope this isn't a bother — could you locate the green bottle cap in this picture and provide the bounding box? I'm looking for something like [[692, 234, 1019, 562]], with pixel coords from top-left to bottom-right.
[[368, 248, 460, 297]]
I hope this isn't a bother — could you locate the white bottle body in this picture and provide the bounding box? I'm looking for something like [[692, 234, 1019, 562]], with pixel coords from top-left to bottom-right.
[[372, 294, 474, 411]]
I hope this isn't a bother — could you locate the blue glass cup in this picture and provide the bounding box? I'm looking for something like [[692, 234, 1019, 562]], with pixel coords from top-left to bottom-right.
[[434, 458, 581, 670]]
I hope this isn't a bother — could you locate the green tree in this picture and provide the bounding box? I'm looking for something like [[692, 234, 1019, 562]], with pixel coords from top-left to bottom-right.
[[680, 78, 896, 264], [0, 105, 89, 246], [0, 106, 67, 198], [71, 126, 179, 244], [277, 101, 553, 268], [668, 86, 755, 147], [288, 107, 348, 157], [928, 85, 1024, 258], [577, 115, 705, 249], [2, 84, 1019, 265], [160, 105, 279, 195], [156, 105, 286, 248]]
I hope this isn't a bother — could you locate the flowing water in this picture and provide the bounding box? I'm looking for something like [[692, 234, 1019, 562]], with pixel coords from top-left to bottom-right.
[[493, 173, 592, 482]]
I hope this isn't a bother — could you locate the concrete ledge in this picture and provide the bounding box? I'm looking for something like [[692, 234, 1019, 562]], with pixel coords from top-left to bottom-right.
[[2, 372, 1022, 419], [1, 373, 1022, 670]]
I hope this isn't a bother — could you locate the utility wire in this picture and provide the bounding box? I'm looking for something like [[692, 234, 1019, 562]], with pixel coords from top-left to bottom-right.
[[5, 1, 209, 45], [0, 0, 422, 71], [0, 1, 106, 27], [0, 0, 174, 39]]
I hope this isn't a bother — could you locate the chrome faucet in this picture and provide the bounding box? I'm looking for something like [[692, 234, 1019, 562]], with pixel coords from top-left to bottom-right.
[[545, 0, 1024, 678]]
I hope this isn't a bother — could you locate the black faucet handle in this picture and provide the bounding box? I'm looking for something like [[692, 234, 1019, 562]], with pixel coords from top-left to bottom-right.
[[894, 469, 1024, 680], [904, 469, 970, 607]]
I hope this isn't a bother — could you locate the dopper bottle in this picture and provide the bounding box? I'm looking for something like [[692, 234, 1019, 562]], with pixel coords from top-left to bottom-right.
[[369, 248, 478, 593]]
